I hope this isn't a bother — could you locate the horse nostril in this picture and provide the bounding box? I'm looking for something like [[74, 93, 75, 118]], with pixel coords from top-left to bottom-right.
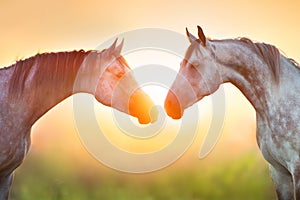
[[164, 91, 182, 119]]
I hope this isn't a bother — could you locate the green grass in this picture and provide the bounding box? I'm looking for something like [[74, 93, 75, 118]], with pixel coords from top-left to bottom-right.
[[10, 151, 276, 200]]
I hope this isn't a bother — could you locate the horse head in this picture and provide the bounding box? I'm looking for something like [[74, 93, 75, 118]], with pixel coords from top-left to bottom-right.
[[92, 39, 158, 124], [164, 26, 222, 119]]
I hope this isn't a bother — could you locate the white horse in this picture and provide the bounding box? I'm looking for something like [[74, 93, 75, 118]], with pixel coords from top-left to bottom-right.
[[165, 26, 300, 200], [0, 39, 156, 199]]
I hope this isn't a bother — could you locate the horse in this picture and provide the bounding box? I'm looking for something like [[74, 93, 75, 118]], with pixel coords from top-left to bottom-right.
[[164, 26, 300, 200], [0, 39, 157, 199]]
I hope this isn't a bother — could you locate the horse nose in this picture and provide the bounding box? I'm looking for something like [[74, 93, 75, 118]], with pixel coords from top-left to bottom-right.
[[129, 90, 158, 124], [164, 91, 182, 119]]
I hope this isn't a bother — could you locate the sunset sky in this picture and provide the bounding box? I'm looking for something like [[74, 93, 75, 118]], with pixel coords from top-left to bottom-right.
[[1, 0, 299, 168]]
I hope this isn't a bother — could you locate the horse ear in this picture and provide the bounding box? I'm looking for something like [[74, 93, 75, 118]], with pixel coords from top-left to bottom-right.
[[197, 25, 206, 47], [186, 27, 197, 43], [114, 38, 124, 56], [107, 38, 118, 54]]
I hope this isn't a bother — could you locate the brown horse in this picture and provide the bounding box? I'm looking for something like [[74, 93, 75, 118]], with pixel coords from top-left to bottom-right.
[[0, 39, 156, 199], [165, 26, 300, 199]]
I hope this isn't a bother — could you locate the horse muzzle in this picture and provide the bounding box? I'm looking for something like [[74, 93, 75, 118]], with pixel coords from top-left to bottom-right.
[[164, 90, 183, 119], [129, 89, 158, 124]]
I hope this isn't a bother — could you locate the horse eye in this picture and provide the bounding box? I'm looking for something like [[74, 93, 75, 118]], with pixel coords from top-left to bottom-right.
[[106, 63, 125, 77], [115, 67, 126, 78], [181, 59, 188, 67]]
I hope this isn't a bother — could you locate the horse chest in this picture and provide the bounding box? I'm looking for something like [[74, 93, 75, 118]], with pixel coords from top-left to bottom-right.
[[256, 110, 300, 170], [0, 126, 30, 175]]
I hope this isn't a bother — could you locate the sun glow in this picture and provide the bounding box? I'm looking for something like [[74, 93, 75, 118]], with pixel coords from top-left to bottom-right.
[[123, 49, 182, 110], [141, 84, 168, 107]]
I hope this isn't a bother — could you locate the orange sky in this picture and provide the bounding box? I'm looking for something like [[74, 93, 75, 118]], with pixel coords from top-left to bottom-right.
[[1, 0, 299, 66], [1, 0, 299, 163]]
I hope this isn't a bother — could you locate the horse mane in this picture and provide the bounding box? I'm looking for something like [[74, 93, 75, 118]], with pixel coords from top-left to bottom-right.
[[212, 37, 299, 83], [237, 37, 300, 83], [8, 50, 90, 100], [237, 37, 282, 83], [288, 57, 300, 68]]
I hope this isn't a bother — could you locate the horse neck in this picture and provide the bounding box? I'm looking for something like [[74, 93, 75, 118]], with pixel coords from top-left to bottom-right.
[[212, 39, 281, 116], [4, 50, 92, 127]]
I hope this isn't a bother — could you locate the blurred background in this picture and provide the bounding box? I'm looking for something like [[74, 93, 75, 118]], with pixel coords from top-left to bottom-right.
[[1, 0, 299, 199]]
